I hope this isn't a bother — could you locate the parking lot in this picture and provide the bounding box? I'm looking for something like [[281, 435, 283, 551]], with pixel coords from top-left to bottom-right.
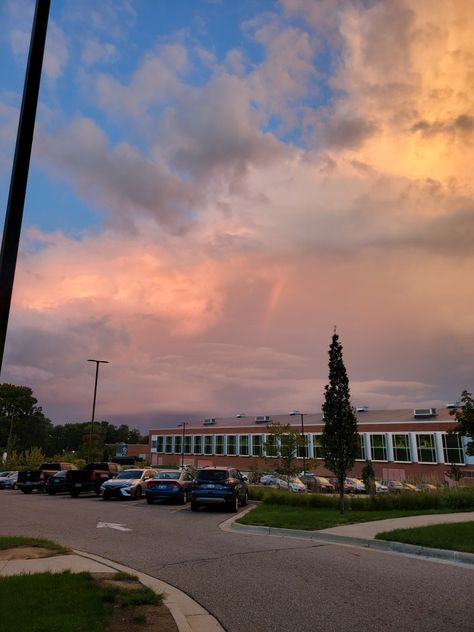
[[1, 489, 473, 632]]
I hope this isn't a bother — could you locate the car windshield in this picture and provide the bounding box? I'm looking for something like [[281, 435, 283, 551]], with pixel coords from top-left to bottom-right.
[[116, 470, 143, 479], [197, 470, 228, 482], [155, 472, 180, 479]]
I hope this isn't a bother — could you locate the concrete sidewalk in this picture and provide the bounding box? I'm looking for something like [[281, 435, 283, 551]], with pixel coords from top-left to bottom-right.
[[224, 508, 474, 568], [0, 549, 224, 632]]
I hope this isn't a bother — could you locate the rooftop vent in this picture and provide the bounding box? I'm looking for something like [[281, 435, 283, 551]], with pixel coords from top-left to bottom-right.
[[413, 408, 437, 419], [446, 401, 461, 409], [203, 418, 216, 426], [235, 413, 247, 418], [356, 405, 369, 413], [255, 415, 272, 424]]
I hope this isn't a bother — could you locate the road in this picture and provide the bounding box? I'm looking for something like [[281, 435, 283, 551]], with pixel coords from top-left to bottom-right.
[[1, 492, 473, 632]]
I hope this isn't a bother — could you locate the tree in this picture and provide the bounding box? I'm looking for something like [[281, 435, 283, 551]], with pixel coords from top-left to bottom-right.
[[361, 459, 376, 498], [321, 332, 359, 513], [263, 423, 307, 478], [0, 383, 52, 454], [449, 390, 474, 456]]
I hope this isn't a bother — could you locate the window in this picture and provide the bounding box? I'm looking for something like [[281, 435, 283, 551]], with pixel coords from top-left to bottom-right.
[[265, 434, 277, 457], [215, 435, 224, 455], [184, 435, 192, 454], [297, 434, 308, 458], [156, 436, 164, 453], [151, 438, 157, 451], [355, 434, 365, 460], [416, 434, 437, 463], [227, 435, 236, 455], [312, 434, 323, 459], [194, 435, 202, 454], [442, 434, 464, 465], [392, 434, 411, 462], [165, 436, 172, 454], [239, 435, 249, 456], [370, 434, 387, 461], [204, 435, 213, 455], [252, 435, 263, 456], [174, 435, 182, 454]]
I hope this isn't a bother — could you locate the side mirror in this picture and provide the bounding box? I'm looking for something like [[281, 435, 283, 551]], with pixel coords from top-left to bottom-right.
[[242, 475, 248, 482]]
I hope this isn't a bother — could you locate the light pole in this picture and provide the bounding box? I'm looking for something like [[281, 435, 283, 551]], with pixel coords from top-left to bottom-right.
[[290, 410, 306, 474], [87, 359, 108, 461], [177, 422, 188, 468]]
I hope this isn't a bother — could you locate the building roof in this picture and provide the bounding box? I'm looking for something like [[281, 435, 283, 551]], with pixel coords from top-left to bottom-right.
[[149, 407, 458, 433]]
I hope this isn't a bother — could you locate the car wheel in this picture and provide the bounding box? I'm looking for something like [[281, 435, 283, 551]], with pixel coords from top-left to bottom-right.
[[47, 491, 56, 495], [11, 483, 16, 490], [241, 491, 248, 507], [146, 497, 154, 505], [180, 489, 189, 504], [70, 490, 80, 498], [21, 489, 32, 494], [102, 493, 110, 501], [190, 500, 199, 511], [134, 486, 142, 500], [228, 495, 239, 512]]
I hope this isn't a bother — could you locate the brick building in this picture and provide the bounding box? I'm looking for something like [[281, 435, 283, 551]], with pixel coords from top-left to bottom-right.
[[148, 406, 474, 484]]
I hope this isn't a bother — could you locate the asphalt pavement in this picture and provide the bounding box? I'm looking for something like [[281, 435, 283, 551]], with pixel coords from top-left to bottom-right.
[[1, 491, 473, 632]]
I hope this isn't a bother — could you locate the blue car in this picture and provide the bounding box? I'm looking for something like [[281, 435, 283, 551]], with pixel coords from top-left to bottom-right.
[[145, 469, 194, 504]]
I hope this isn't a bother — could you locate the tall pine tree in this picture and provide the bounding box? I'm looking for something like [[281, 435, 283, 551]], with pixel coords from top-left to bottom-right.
[[321, 332, 358, 513]]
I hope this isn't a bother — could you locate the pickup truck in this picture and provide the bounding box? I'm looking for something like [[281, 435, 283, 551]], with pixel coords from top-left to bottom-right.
[[66, 462, 122, 497], [17, 462, 78, 494]]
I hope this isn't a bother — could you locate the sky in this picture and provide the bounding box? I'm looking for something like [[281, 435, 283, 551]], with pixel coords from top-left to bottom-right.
[[0, 0, 473, 430]]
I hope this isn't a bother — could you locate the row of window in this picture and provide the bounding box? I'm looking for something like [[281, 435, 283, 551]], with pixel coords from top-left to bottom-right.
[[150, 432, 465, 465]]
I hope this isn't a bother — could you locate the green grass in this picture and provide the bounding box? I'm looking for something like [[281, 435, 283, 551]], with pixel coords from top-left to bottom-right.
[[0, 570, 163, 632], [0, 536, 69, 553], [237, 504, 466, 530], [0, 571, 109, 632], [375, 521, 474, 553]]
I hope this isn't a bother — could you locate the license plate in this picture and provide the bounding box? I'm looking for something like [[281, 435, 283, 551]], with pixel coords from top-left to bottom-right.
[[157, 485, 167, 489], [75, 483, 81, 487], [205, 484, 215, 489]]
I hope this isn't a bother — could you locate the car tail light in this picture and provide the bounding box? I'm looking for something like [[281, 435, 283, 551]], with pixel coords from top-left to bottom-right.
[[168, 481, 180, 488], [39, 472, 45, 480], [91, 471, 96, 481], [226, 478, 236, 487], [147, 480, 155, 489]]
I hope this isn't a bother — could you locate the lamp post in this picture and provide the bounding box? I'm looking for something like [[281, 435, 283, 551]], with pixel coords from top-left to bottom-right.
[[177, 422, 188, 468], [87, 359, 108, 461], [289, 410, 306, 474]]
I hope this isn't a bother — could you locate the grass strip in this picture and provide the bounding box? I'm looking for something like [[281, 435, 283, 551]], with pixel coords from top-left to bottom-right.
[[237, 504, 467, 530], [0, 571, 108, 632], [375, 521, 474, 553], [0, 536, 69, 553]]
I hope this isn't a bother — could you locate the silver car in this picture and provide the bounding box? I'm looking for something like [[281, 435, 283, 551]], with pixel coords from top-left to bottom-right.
[[100, 468, 156, 500]]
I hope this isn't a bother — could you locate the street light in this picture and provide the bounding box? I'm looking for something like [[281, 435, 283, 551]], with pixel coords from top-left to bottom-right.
[[87, 359, 108, 461], [289, 410, 306, 474], [177, 422, 188, 468]]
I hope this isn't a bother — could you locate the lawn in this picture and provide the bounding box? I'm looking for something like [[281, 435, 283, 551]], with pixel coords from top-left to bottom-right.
[[0, 536, 69, 553], [375, 521, 474, 553], [237, 504, 469, 530]]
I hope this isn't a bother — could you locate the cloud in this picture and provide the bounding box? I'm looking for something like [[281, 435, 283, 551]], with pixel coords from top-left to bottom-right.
[[80, 38, 118, 66]]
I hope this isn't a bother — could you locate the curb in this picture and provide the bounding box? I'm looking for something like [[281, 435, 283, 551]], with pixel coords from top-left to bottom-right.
[[74, 550, 225, 632], [221, 509, 474, 568]]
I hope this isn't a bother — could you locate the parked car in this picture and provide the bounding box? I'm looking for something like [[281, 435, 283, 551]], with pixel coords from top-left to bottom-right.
[[100, 468, 157, 500], [66, 462, 122, 497], [45, 470, 70, 495], [381, 480, 406, 493], [191, 467, 248, 512], [402, 482, 421, 492], [0, 471, 18, 490], [260, 474, 278, 485], [374, 481, 389, 493], [17, 462, 77, 494], [345, 477, 366, 494], [145, 469, 194, 504], [288, 476, 307, 493], [416, 482, 438, 492]]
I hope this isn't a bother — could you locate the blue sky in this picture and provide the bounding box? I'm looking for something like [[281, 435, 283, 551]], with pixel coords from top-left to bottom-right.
[[0, 0, 473, 428]]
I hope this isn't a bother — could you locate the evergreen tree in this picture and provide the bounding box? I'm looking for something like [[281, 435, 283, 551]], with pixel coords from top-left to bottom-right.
[[321, 332, 359, 513], [449, 390, 474, 456]]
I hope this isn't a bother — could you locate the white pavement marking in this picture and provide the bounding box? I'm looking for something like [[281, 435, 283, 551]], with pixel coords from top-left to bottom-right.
[[97, 521, 132, 532]]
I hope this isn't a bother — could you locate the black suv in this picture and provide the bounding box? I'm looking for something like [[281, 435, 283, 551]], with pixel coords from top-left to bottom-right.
[[191, 467, 248, 512]]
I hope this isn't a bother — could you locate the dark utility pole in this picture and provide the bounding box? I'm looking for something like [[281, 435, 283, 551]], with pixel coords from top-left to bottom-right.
[[0, 0, 51, 374], [178, 422, 188, 468], [87, 359, 109, 461], [290, 410, 306, 473]]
